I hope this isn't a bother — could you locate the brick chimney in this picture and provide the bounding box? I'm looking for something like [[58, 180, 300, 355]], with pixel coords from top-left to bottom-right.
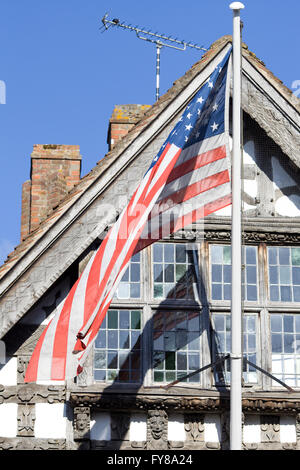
[[107, 104, 151, 150], [21, 145, 82, 240]]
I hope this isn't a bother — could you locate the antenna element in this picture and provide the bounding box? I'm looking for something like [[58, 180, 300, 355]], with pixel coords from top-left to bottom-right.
[[101, 14, 207, 101]]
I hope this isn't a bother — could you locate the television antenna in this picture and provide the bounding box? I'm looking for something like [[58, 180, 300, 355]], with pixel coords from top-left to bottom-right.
[[100, 14, 207, 102]]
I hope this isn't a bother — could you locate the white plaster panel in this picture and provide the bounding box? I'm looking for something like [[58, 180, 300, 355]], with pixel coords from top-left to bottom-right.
[[204, 414, 221, 443], [168, 414, 185, 441], [275, 195, 300, 217], [243, 179, 257, 198], [280, 416, 297, 443], [0, 403, 18, 437], [242, 202, 256, 212], [129, 413, 147, 442], [212, 205, 232, 216], [243, 415, 261, 443], [35, 403, 67, 438], [90, 412, 111, 441], [0, 357, 17, 386]]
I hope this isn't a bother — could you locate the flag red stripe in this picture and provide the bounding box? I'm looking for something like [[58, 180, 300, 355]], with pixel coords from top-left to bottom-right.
[[151, 169, 230, 218], [166, 145, 226, 184]]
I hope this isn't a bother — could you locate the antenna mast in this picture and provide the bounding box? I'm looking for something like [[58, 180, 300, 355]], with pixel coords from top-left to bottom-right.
[[101, 14, 207, 102]]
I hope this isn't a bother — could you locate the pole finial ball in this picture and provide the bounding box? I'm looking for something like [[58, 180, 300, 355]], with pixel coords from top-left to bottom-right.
[[229, 2, 245, 10]]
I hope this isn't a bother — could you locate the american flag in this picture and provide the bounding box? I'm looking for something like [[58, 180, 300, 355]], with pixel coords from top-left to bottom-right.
[[25, 48, 232, 382]]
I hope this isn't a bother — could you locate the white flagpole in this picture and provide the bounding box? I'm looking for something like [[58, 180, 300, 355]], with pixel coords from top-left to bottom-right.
[[229, 2, 244, 450]]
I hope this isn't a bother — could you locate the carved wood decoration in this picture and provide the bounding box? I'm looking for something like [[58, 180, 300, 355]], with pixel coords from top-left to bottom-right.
[[147, 410, 168, 450], [17, 404, 35, 437], [184, 414, 204, 442], [0, 439, 66, 450], [261, 415, 280, 443], [73, 406, 90, 441]]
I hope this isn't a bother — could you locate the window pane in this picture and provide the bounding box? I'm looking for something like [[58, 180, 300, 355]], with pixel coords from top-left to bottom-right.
[[164, 244, 174, 262], [279, 248, 290, 265], [271, 314, 300, 387], [120, 310, 130, 330], [246, 246, 257, 265], [165, 264, 174, 282], [108, 330, 118, 349], [153, 243, 198, 300], [272, 334, 282, 353], [154, 264, 163, 283], [269, 266, 278, 285], [271, 315, 282, 333], [212, 265, 222, 283], [281, 286, 292, 302], [292, 248, 300, 266], [119, 331, 129, 349], [213, 313, 257, 384], [130, 284, 140, 298], [131, 263, 140, 282], [211, 245, 257, 301], [212, 284, 222, 300], [280, 267, 291, 284], [284, 335, 294, 353], [247, 285, 257, 301], [268, 247, 277, 265], [108, 310, 118, 329], [153, 244, 163, 262], [284, 315, 294, 333], [247, 266, 257, 284], [153, 310, 201, 383], [268, 247, 300, 302], [223, 246, 231, 265], [292, 267, 300, 285], [94, 310, 142, 383], [115, 255, 141, 300], [211, 245, 223, 264], [270, 285, 279, 301], [176, 245, 186, 263]]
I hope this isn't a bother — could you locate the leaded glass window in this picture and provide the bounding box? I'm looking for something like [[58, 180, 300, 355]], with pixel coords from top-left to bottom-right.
[[268, 247, 300, 302], [271, 314, 300, 387], [210, 245, 258, 301], [152, 243, 198, 300], [153, 310, 202, 383], [114, 253, 141, 299], [94, 309, 142, 382], [212, 313, 257, 384]]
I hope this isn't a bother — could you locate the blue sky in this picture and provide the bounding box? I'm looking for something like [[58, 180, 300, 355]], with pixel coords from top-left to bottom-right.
[[0, 0, 299, 265]]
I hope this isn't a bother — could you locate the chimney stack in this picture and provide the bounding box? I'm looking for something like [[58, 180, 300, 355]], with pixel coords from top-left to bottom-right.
[[107, 104, 151, 151], [21, 144, 82, 240]]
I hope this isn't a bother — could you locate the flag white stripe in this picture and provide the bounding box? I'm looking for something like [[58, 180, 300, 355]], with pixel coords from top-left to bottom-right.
[[174, 133, 227, 168], [145, 144, 180, 198], [158, 157, 229, 202]]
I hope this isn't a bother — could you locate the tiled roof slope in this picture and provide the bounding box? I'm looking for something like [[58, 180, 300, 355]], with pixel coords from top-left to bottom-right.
[[0, 35, 299, 282]]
